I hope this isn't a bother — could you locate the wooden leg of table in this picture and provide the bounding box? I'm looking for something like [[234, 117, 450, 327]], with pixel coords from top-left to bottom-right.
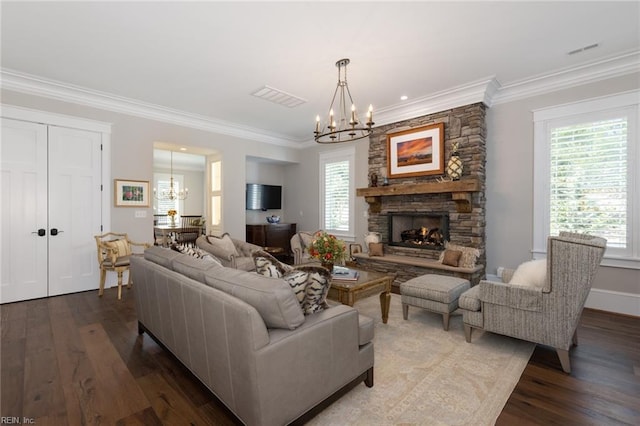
[[379, 291, 391, 324]]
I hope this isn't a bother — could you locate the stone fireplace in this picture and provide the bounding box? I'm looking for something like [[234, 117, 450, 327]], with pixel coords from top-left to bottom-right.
[[388, 212, 449, 250], [355, 102, 487, 288]]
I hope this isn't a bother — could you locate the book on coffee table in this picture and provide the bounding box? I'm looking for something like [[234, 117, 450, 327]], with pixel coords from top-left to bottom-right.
[[332, 266, 359, 281]]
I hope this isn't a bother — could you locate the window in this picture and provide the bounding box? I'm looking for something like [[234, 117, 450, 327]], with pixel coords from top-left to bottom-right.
[[533, 90, 639, 268], [210, 159, 222, 227], [319, 147, 355, 239]]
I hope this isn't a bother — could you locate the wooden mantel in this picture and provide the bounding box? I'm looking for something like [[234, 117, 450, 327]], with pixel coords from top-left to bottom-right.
[[356, 178, 481, 213]]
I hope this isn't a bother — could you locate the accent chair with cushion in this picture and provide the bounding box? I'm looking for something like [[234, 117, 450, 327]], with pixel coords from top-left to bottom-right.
[[196, 233, 261, 271], [459, 232, 606, 373], [94, 232, 151, 299], [290, 230, 322, 265]]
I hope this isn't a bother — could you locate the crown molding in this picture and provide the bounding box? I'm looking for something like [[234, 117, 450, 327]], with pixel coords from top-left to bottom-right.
[[0, 68, 301, 148], [374, 77, 500, 127], [2, 50, 638, 148], [491, 50, 640, 105]]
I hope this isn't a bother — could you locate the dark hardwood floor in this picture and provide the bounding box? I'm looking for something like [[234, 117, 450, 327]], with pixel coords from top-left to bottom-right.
[[2, 288, 639, 425]]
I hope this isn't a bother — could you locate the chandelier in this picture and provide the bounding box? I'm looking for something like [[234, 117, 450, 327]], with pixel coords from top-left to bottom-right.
[[154, 151, 188, 201], [314, 58, 373, 143]]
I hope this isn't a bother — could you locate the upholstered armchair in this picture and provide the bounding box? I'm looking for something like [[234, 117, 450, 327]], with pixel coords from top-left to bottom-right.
[[196, 234, 261, 271], [460, 232, 606, 373], [290, 230, 321, 265]]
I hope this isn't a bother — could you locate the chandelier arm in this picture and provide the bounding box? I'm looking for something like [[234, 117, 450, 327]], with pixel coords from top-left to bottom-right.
[[314, 58, 372, 143]]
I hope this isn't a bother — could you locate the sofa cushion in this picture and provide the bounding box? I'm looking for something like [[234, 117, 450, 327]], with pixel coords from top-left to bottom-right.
[[172, 243, 222, 265], [439, 242, 480, 269], [509, 258, 547, 288], [144, 246, 181, 269], [441, 249, 462, 267], [283, 269, 309, 304], [295, 266, 332, 315], [253, 250, 292, 278], [204, 268, 304, 330], [106, 239, 131, 257], [206, 233, 239, 260], [369, 242, 384, 256], [172, 254, 222, 283], [358, 314, 374, 346]]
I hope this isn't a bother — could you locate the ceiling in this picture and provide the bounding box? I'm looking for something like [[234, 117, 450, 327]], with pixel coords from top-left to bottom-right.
[[2, 2, 639, 146]]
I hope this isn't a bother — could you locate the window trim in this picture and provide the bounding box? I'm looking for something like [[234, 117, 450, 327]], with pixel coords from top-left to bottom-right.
[[319, 147, 355, 240], [533, 90, 640, 269]]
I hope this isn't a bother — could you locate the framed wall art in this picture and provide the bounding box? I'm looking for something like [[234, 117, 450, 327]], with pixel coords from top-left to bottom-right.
[[387, 123, 445, 178], [114, 179, 150, 207]]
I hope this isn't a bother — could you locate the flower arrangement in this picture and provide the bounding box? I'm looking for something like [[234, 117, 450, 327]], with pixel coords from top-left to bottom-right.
[[167, 209, 178, 226], [307, 231, 346, 268]]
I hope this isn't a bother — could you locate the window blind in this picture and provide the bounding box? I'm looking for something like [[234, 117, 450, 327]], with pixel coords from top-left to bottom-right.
[[549, 117, 627, 248], [324, 160, 350, 231]]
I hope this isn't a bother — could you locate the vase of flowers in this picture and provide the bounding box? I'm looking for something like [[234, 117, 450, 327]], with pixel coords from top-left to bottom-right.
[[167, 209, 177, 227], [307, 231, 346, 273]]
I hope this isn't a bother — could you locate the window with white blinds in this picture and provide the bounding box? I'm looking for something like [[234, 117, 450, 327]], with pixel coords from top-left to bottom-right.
[[319, 147, 355, 237], [549, 117, 628, 247], [533, 90, 639, 268]]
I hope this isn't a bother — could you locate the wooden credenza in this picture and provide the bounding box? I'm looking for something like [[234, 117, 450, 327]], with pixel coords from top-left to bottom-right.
[[246, 223, 297, 256]]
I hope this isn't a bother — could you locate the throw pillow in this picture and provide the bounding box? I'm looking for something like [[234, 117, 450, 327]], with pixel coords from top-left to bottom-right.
[[509, 258, 547, 288], [172, 244, 221, 265], [206, 233, 239, 259], [441, 249, 462, 267], [439, 241, 479, 269], [369, 242, 384, 256], [283, 269, 310, 304], [105, 239, 131, 257], [253, 250, 292, 278], [296, 266, 332, 315]]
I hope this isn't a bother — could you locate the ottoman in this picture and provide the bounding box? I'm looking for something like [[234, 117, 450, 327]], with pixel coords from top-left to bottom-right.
[[400, 275, 471, 331]]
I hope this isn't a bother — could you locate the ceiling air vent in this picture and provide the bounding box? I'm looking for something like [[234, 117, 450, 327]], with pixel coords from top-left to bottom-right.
[[251, 85, 307, 108]]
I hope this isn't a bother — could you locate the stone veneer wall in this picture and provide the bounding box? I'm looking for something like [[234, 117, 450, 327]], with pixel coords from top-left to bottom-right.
[[365, 102, 487, 278]]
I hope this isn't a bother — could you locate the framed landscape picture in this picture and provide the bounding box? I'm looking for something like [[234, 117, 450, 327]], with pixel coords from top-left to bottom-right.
[[387, 123, 444, 178], [114, 179, 150, 207]]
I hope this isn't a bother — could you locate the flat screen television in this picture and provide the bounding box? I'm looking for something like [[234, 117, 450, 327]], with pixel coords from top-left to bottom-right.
[[246, 183, 282, 210]]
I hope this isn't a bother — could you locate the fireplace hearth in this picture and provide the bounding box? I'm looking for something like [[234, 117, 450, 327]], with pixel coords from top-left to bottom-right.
[[388, 212, 449, 250]]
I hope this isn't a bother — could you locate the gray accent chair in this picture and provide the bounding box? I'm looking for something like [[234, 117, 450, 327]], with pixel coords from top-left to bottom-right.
[[460, 232, 606, 373]]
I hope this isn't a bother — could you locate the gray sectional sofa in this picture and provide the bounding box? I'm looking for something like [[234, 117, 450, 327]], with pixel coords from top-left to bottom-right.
[[131, 246, 374, 426]]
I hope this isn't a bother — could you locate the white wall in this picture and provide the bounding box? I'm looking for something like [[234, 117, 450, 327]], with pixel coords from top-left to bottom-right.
[[284, 138, 370, 245]]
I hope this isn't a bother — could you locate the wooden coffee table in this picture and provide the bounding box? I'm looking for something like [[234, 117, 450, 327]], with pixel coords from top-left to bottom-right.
[[328, 268, 394, 324]]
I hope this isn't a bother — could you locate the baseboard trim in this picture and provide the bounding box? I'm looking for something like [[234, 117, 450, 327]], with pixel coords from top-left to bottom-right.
[[585, 288, 640, 317]]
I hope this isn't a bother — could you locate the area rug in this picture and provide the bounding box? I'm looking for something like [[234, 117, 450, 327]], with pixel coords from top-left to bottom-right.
[[309, 294, 534, 426]]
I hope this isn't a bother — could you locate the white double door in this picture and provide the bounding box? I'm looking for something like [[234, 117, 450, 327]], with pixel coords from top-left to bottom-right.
[[1, 117, 103, 303]]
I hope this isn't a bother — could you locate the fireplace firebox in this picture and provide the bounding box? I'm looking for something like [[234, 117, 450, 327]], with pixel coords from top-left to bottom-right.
[[388, 212, 449, 250]]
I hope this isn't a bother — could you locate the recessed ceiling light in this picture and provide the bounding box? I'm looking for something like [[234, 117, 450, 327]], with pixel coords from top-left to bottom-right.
[[179, 147, 187, 151], [400, 95, 408, 101]]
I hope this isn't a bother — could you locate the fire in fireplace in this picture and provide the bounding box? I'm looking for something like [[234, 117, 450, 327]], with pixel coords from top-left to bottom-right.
[[388, 212, 449, 250]]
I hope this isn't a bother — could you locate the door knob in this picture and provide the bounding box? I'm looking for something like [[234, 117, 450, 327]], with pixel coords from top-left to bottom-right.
[[32, 228, 46, 237], [50, 228, 64, 236]]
